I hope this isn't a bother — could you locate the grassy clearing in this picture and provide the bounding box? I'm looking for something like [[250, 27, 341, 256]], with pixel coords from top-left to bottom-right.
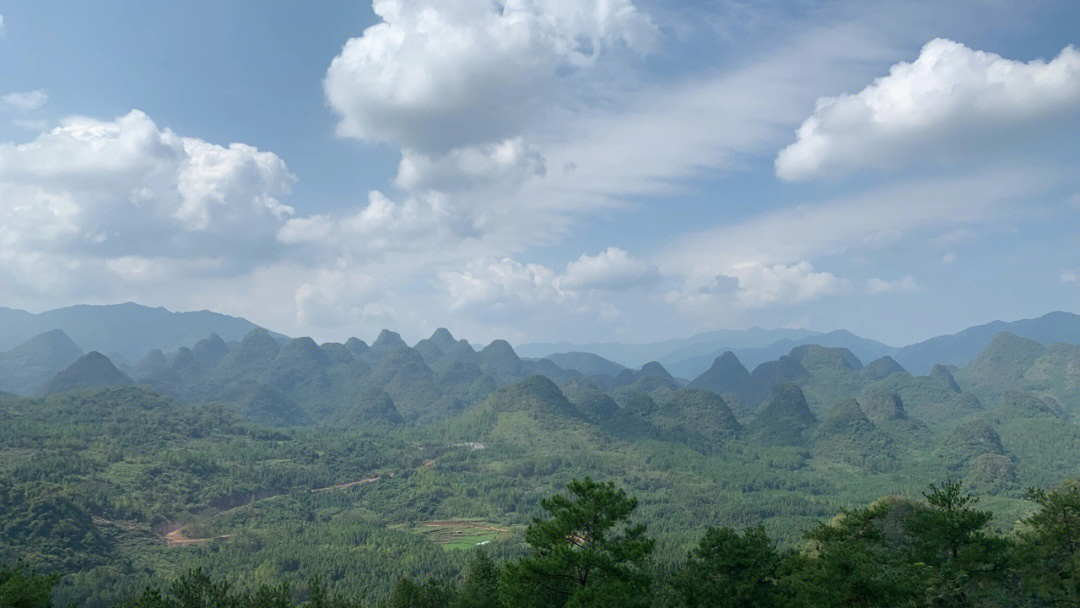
[[395, 519, 512, 550]]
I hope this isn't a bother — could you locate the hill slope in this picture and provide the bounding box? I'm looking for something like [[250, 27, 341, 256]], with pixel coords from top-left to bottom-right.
[[0, 330, 85, 395], [40, 352, 133, 395]]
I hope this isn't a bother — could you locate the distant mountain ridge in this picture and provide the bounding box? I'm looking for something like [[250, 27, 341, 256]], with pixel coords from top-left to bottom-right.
[[891, 311, 1080, 373], [0, 303, 284, 361], [522, 311, 1080, 377], [669, 330, 894, 378], [518, 328, 820, 369], [3, 303, 1080, 381]]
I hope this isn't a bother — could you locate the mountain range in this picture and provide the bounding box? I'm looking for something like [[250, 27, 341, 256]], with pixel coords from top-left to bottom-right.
[[0, 303, 280, 362], [7, 318, 1077, 493], [3, 303, 1080, 382], [526, 311, 1080, 376]]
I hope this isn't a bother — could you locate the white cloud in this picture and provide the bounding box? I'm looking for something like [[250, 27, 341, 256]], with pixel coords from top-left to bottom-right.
[[175, 138, 295, 231], [0, 14, 5, 37], [866, 275, 919, 295], [0, 110, 294, 270], [561, 247, 658, 291], [776, 39, 1080, 180], [942, 252, 957, 264], [2, 90, 47, 110], [440, 257, 568, 310], [324, 0, 656, 154], [395, 137, 546, 191], [440, 246, 660, 312], [1062, 269, 1079, 284], [734, 261, 847, 307], [278, 189, 479, 258], [663, 260, 847, 316]]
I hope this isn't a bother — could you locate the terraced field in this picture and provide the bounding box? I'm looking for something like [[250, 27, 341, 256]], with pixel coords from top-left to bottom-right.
[[395, 519, 514, 550]]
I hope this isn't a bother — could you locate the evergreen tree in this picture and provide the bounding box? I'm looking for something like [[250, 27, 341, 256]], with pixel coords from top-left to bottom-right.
[[502, 478, 654, 608], [386, 577, 451, 608], [0, 565, 60, 608], [1018, 482, 1080, 605], [666, 525, 783, 608], [791, 500, 923, 608], [902, 480, 1011, 607], [452, 552, 501, 608]]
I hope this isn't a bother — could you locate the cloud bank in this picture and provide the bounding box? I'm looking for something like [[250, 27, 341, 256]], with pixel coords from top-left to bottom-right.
[[0, 110, 295, 302], [776, 39, 1080, 180]]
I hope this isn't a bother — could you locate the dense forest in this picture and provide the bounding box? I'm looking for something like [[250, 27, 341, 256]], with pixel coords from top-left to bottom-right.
[[5, 477, 1080, 607], [2, 320, 1080, 606]]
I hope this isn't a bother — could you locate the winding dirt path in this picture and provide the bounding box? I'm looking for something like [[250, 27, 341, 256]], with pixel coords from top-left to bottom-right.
[[150, 441, 475, 546]]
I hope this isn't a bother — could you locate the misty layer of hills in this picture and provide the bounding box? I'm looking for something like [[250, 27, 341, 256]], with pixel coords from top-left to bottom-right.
[[5, 303, 1079, 381], [0, 303, 281, 362], [522, 310, 1080, 376], [3, 305, 1079, 492]]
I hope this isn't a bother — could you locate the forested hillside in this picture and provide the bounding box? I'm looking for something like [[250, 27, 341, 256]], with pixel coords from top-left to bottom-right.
[[3, 322, 1080, 606]]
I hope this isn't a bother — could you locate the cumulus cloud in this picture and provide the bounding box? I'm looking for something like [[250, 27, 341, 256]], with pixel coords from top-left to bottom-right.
[[440, 257, 567, 310], [731, 261, 846, 308], [324, 0, 657, 154], [866, 275, 919, 295], [444, 250, 843, 326], [278, 189, 480, 258], [395, 137, 546, 191], [440, 247, 658, 310], [664, 261, 846, 316], [2, 90, 48, 110], [776, 39, 1080, 180], [1062, 269, 1079, 284], [561, 247, 659, 291], [0, 110, 295, 268]]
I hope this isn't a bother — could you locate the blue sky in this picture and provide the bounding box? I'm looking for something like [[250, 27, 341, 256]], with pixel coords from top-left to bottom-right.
[[0, 1, 1078, 346]]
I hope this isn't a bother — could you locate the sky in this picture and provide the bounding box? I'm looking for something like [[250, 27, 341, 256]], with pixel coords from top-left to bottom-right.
[[0, 0, 1079, 347]]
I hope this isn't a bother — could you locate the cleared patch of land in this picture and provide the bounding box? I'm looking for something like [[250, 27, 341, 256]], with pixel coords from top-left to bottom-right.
[[154, 522, 231, 547], [395, 519, 512, 550]]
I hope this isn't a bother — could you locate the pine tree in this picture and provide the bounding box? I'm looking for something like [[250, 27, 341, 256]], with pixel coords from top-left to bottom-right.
[[502, 478, 654, 608], [667, 526, 783, 608]]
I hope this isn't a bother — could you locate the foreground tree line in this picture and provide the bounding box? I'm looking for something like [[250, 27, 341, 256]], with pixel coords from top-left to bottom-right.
[[4, 477, 1080, 608]]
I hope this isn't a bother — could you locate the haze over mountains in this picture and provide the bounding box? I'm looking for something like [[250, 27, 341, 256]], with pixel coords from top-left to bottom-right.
[[4, 304, 1079, 498], [525, 311, 1080, 377], [4, 304, 1080, 392], [0, 303, 279, 362], [9, 304, 1079, 473], [2, 303, 1079, 438]]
